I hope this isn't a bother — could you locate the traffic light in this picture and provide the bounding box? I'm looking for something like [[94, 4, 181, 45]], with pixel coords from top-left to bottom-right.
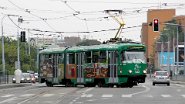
[[153, 19, 159, 32], [20, 31, 26, 42]]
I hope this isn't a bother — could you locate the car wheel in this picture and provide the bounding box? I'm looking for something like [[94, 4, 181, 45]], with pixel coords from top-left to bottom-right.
[[153, 83, 155, 86], [167, 83, 170, 86]]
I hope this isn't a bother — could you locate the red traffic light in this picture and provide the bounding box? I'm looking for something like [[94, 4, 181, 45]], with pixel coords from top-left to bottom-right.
[[153, 19, 159, 32], [154, 19, 158, 24]]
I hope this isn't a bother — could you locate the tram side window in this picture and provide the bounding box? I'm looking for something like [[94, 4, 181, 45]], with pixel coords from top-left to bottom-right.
[[68, 53, 75, 64], [40, 54, 46, 67], [99, 51, 106, 63], [85, 51, 92, 63], [58, 54, 64, 64], [92, 51, 99, 63], [48, 54, 53, 63], [121, 51, 126, 62]]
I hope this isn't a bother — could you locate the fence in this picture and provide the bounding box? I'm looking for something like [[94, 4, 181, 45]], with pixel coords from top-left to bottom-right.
[[0, 71, 9, 84]]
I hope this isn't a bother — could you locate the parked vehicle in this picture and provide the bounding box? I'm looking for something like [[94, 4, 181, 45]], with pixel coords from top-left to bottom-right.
[[34, 73, 38, 82], [12, 73, 33, 83], [30, 73, 36, 83], [152, 71, 170, 86]]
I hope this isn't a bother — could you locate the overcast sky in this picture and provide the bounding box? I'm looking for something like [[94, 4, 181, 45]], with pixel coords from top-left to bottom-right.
[[1, 0, 185, 42]]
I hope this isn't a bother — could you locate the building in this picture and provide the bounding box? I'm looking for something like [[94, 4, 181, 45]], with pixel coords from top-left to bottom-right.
[[29, 35, 81, 48], [141, 9, 176, 63]]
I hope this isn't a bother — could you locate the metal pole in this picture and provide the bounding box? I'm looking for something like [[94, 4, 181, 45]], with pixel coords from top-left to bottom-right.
[[17, 18, 20, 70], [17, 16, 23, 70], [1, 15, 6, 83], [176, 26, 179, 76], [184, 27, 185, 75], [167, 37, 170, 74], [28, 29, 30, 55], [162, 41, 164, 68]]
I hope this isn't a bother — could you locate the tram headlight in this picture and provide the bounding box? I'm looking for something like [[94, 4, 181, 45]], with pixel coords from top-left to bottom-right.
[[128, 70, 132, 74], [143, 70, 147, 74]]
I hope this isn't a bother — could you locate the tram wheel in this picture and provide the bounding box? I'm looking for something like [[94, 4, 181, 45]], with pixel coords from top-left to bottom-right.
[[46, 81, 53, 87], [97, 81, 103, 87], [66, 82, 72, 87]]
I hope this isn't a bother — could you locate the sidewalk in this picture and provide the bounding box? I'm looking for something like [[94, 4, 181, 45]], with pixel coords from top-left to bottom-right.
[[0, 83, 32, 89]]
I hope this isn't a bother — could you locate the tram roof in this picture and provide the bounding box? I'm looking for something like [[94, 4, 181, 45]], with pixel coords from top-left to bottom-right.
[[39, 47, 66, 54], [67, 42, 145, 52], [39, 42, 145, 54]]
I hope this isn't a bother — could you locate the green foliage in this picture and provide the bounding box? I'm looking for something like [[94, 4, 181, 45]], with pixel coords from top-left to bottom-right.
[[0, 37, 37, 75], [159, 19, 184, 42]]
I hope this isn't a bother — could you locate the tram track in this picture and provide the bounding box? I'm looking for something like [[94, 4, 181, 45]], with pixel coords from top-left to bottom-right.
[[16, 86, 86, 104]]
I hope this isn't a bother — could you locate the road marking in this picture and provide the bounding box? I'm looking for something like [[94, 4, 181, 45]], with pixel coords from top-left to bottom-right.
[[174, 84, 185, 88], [81, 94, 93, 97], [182, 95, 185, 98], [59, 93, 66, 95], [86, 94, 93, 97], [161, 94, 171, 98], [20, 94, 35, 97], [81, 94, 86, 97], [121, 94, 132, 97], [42, 94, 54, 97], [1, 94, 14, 98], [127, 85, 150, 96], [0, 97, 17, 104], [87, 99, 97, 102], [145, 95, 153, 98], [102, 94, 113, 97], [81, 88, 94, 94]]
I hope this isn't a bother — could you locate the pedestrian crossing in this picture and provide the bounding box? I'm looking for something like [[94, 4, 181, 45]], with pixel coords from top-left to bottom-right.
[[1, 93, 185, 98]]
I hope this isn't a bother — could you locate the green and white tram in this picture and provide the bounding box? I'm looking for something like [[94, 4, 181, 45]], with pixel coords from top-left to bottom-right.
[[38, 42, 147, 87]]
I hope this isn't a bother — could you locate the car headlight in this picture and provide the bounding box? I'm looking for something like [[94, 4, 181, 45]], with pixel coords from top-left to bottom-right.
[[21, 78, 25, 80], [12, 78, 15, 80], [128, 70, 132, 74]]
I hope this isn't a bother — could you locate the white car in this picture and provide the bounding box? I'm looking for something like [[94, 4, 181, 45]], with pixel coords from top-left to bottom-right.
[[152, 71, 170, 86]]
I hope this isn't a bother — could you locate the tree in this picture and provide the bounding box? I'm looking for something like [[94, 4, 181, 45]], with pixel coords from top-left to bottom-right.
[[0, 36, 37, 75], [159, 19, 184, 43]]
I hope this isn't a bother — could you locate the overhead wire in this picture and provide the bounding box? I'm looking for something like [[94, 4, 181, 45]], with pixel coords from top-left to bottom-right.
[[7, 0, 58, 32], [3, 0, 185, 37]]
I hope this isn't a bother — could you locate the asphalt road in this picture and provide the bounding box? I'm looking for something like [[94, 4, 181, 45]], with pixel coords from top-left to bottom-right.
[[0, 79, 185, 104]]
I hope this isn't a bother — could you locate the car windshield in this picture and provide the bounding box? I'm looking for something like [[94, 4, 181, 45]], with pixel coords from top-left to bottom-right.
[[22, 73, 30, 78], [155, 71, 168, 76]]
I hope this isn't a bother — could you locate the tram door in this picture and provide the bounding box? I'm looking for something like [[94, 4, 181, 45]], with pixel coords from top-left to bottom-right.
[[53, 54, 59, 83], [76, 53, 84, 83], [108, 51, 118, 83]]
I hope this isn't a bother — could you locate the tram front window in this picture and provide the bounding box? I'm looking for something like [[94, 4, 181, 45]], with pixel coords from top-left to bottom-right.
[[125, 52, 146, 63]]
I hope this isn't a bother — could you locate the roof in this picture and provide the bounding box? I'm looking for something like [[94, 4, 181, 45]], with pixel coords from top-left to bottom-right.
[[39, 42, 145, 54]]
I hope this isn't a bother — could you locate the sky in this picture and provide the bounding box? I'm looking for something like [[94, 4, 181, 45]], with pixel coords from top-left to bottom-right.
[[1, 0, 185, 42]]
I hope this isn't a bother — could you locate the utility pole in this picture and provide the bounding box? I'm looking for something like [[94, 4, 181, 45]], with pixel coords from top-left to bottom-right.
[[17, 16, 23, 70], [176, 26, 179, 77], [167, 36, 170, 75], [1, 15, 6, 83], [184, 27, 185, 75]]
